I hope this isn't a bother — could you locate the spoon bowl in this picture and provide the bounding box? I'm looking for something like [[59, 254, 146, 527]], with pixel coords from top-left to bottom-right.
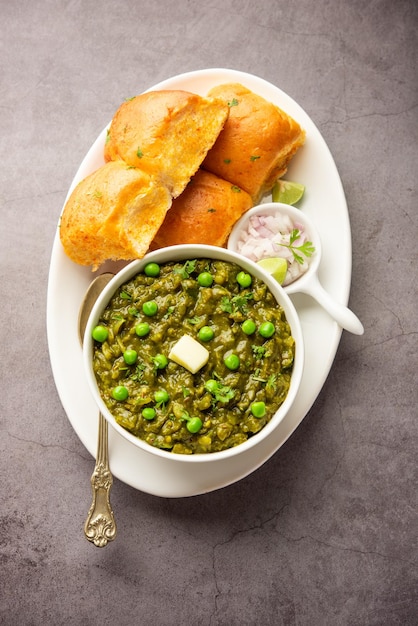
[[228, 202, 364, 335]]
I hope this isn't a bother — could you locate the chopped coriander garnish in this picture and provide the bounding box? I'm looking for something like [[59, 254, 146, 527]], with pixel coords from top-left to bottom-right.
[[278, 229, 315, 264], [174, 259, 197, 279], [182, 386, 191, 398], [252, 345, 266, 359], [228, 98, 239, 107], [231, 185, 241, 193], [187, 316, 202, 325], [250, 155, 260, 162], [163, 306, 175, 320], [220, 296, 233, 314], [266, 374, 277, 390], [130, 361, 146, 381], [205, 378, 235, 405], [220, 292, 253, 315], [136, 147, 143, 158], [231, 293, 253, 314]]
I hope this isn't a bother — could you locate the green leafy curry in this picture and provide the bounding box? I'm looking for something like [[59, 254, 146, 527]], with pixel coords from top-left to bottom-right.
[[92, 258, 295, 454]]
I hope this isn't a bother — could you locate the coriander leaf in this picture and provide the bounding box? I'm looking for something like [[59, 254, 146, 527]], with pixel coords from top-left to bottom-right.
[[174, 259, 197, 279], [187, 316, 201, 325], [220, 296, 233, 313], [130, 361, 146, 381], [206, 379, 235, 404], [252, 345, 266, 359], [278, 229, 316, 265], [231, 292, 253, 314], [163, 306, 175, 320], [266, 374, 277, 390]]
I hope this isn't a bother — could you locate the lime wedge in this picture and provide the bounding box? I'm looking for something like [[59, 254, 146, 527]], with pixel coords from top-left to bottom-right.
[[257, 257, 288, 284], [272, 179, 305, 205]]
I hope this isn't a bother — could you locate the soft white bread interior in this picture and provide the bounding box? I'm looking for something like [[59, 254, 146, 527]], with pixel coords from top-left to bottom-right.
[[104, 90, 229, 198], [60, 160, 172, 269]]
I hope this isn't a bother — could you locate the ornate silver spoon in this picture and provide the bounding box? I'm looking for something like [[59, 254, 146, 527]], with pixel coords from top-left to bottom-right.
[[78, 273, 116, 547]]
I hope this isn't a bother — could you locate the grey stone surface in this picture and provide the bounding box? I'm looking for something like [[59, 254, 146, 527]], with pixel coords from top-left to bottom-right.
[[1, 0, 417, 624]]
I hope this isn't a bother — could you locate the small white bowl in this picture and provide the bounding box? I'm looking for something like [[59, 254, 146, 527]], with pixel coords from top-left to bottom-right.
[[83, 244, 304, 464], [228, 203, 364, 335]]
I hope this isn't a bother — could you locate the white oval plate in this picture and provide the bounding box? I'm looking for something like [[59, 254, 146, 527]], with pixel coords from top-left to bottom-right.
[[47, 69, 351, 497]]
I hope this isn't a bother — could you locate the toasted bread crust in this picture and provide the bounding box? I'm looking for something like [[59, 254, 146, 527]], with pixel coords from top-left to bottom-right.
[[60, 85, 306, 269], [151, 170, 253, 249], [104, 90, 229, 197], [60, 161, 172, 269], [203, 83, 305, 202]]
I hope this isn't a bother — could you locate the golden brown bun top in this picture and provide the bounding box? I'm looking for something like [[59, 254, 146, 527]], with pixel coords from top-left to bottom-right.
[[60, 161, 172, 269], [202, 83, 306, 201], [151, 169, 253, 250], [104, 90, 229, 198]]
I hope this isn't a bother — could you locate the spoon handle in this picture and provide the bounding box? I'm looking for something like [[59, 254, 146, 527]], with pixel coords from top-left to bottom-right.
[[84, 413, 117, 547], [303, 275, 364, 335]]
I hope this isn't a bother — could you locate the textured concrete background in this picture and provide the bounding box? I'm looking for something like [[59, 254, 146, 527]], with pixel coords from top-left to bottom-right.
[[1, 1, 417, 624]]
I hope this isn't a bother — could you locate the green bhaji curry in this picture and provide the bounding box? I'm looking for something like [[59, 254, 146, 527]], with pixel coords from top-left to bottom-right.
[[92, 258, 295, 454]]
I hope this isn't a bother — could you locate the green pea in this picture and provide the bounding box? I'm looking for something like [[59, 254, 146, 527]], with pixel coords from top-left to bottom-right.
[[153, 354, 168, 369], [112, 385, 129, 401], [198, 326, 214, 342], [224, 353, 240, 370], [92, 325, 108, 342], [251, 401, 266, 418], [135, 322, 150, 337], [144, 262, 160, 277], [242, 319, 256, 335], [123, 349, 138, 365], [154, 389, 169, 404], [197, 272, 214, 287], [259, 321, 275, 338], [142, 300, 158, 316], [186, 417, 203, 433], [142, 407, 156, 420], [236, 271, 252, 288], [205, 379, 218, 394]]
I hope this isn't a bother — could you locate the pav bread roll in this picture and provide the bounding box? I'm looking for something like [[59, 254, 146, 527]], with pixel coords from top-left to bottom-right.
[[60, 160, 172, 269], [151, 169, 253, 249], [104, 90, 229, 198], [202, 83, 305, 202]]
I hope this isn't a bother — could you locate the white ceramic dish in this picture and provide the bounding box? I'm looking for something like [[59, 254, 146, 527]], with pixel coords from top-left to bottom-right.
[[83, 244, 304, 462], [228, 203, 364, 335], [47, 68, 352, 497]]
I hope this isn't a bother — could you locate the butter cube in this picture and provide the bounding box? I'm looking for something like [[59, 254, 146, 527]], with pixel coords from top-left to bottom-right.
[[168, 335, 209, 374]]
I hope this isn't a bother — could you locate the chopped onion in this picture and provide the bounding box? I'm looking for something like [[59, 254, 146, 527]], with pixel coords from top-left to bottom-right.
[[236, 212, 314, 286]]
